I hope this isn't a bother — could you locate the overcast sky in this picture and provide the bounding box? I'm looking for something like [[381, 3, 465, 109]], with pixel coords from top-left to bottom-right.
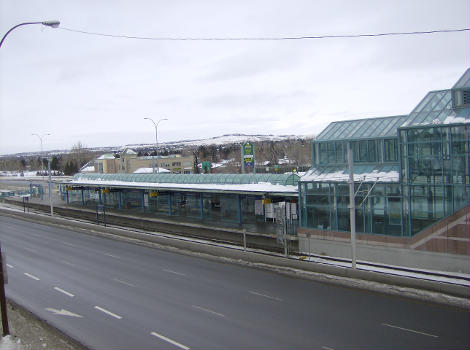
[[0, 0, 468, 155]]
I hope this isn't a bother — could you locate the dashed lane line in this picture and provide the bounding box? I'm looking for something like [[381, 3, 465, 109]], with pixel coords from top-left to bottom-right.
[[150, 331, 190, 350], [54, 286, 75, 297], [24, 273, 40, 281], [382, 323, 438, 338], [162, 269, 186, 277], [192, 305, 225, 318], [113, 278, 135, 287], [104, 253, 121, 259], [94, 306, 123, 320], [6, 264, 14, 268], [249, 290, 283, 302]]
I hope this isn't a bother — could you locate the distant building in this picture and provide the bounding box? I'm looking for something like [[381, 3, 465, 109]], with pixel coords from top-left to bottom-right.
[[94, 148, 195, 174]]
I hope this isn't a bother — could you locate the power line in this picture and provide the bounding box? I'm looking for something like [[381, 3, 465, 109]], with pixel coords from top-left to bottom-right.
[[58, 27, 470, 42]]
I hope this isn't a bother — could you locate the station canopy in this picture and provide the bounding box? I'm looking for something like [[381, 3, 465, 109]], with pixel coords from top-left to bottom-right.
[[72, 172, 300, 186]]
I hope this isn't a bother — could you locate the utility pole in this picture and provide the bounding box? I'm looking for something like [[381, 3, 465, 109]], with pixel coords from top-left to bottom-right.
[[0, 242, 10, 336], [347, 142, 357, 269]]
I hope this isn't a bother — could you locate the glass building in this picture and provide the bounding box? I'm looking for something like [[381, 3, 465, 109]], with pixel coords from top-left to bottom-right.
[[299, 69, 470, 237]]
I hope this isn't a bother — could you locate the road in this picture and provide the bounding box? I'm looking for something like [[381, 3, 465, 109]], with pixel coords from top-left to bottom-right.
[[0, 215, 468, 349]]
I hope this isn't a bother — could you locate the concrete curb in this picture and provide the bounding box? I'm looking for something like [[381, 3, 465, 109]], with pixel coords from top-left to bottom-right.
[[1, 207, 469, 308]]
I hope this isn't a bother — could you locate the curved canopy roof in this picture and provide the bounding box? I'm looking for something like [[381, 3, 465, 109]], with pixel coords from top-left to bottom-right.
[[73, 172, 300, 186]]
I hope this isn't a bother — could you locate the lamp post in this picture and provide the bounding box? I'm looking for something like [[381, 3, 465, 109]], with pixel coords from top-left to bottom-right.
[[32, 133, 53, 216], [0, 21, 60, 49], [32, 133, 51, 176], [144, 117, 168, 173]]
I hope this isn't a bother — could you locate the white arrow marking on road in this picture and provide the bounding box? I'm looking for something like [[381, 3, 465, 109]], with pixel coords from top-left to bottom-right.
[[45, 308, 83, 318]]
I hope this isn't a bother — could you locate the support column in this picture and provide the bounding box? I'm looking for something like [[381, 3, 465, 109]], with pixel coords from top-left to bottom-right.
[[200, 194, 204, 219], [98, 189, 102, 205], [141, 190, 145, 213], [81, 189, 84, 205], [118, 191, 122, 209], [237, 194, 242, 224], [66, 189, 70, 205], [168, 193, 172, 216]]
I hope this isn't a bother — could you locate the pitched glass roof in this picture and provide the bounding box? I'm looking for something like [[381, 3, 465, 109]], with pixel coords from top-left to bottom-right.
[[316, 115, 407, 141], [73, 173, 300, 186], [453, 68, 470, 89], [300, 164, 399, 183]]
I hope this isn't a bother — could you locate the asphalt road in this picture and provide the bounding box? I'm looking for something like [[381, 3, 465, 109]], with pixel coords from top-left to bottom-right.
[[0, 215, 468, 350]]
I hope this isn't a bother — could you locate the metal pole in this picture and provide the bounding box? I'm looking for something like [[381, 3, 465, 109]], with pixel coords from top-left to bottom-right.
[[48, 158, 53, 216], [243, 229, 247, 252], [0, 242, 10, 336], [347, 142, 357, 269]]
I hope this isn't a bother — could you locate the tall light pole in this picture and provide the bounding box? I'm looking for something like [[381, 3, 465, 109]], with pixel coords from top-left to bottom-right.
[[144, 117, 168, 173], [32, 133, 53, 216], [0, 21, 60, 48], [32, 133, 51, 176]]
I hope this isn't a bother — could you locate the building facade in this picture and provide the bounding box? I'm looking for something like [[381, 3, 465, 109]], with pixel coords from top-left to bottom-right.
[[299, 69, 470, 240], [94, 149, 195, 174]]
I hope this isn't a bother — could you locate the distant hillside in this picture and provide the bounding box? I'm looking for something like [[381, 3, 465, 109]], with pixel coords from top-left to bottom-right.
[[0, 133, 315, 174]]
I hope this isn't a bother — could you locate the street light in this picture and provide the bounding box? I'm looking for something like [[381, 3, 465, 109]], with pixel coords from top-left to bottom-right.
[[0, 21, 60, 48], [32, 133, 51, 176], [144, 117, 168, 174], [32, 133, 53, 216]]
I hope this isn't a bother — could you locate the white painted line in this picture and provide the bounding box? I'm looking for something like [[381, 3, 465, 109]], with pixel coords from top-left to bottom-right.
[[61, 260, 76, 267], [24, 273, 40, 281], [322, 346, 335, 350], [104, 253, 120, 259], [192, 305, 225, 318], [6, 264, 14, 268], [382, 323, 438, 338], [62, 242, 77, 247], [94, 306, 122, 319], [23, 247, 36, 253], [249, 291, 283, 302], [150, 331, 190, 350], [113, 278, 135, 287], [162, 269, 186, 277], [54, 287, 75, 297]]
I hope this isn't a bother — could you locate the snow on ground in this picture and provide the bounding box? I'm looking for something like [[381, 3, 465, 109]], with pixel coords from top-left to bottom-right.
[[0, 336, 22, 350]]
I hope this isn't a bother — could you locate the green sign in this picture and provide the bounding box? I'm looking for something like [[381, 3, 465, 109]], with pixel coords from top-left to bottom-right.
[[243, 142, 253, 156]]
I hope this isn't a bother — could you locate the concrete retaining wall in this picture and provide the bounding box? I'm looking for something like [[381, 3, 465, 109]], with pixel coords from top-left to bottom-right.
[[299, 235, 470, 274]]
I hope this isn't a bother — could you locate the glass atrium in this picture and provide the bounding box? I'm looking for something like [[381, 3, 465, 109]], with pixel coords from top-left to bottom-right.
[[300, 69, 470, 237]]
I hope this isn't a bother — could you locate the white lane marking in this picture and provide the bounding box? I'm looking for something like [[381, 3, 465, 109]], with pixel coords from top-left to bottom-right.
[[249, 291, 283, 302], [45, 308, 82, 318], [322, 346, 335, 350], [61, 260, 76, 267], [6, 264, 14, 268], [150, 331, 190, 350], [162, 269, 186, 277], [54, 287, 75, 297], [94, 306, 122, 320], [104, 253, 120, 259], [382, 323, 438, 338], [192, 305, 225, 318], [24, 273, 40, 281], [62, 241, 77, 247], [113, 278, 135, 287], [23, 247, 36, 253]]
